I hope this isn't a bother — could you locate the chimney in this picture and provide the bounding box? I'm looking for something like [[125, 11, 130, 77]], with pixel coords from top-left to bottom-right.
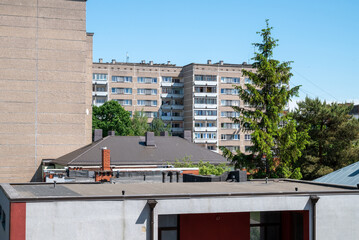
[[242, 62, 247, 65], [219, 60, 224, 65], [93, 129, 103, 142], [145, 132, 155, 146], [183, 130, 192, 142], [160, 131, 169, 137], [108, 130, 115, 136], [207, 60, 212, 64], [101, 147, 111, 171], [141, 60, 145, 64], [112, 59, 116, 64], [149, 61, 153, 65], [167, 61, 171, 65], [99, 58, 103, 63]]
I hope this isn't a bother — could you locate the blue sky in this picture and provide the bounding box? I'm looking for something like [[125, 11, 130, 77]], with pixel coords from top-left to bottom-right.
[[86, 0, 359, 108]]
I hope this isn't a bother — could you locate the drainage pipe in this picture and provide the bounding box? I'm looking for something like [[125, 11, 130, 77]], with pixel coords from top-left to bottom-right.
[[147, 199, 158, 240], [310, 195, 320, 240]]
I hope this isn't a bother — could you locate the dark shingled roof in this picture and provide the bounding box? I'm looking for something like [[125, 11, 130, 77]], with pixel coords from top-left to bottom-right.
[[52, 136, 228, 166]]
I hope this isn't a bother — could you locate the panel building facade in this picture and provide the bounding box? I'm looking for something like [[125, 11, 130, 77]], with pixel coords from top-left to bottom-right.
[[92, 59, 254, 153], [0, 0, 92, 182]]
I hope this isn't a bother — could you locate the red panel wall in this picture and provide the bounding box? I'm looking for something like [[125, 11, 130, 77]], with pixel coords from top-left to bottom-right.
[[10, 202, 26, 240], [281, 211, 309, 240], [180, 212, 250, 240]]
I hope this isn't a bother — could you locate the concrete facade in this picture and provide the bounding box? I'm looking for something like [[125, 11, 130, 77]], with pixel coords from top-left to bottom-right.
[[92, 60, 254, 153], [1, 180, 359, 240], [0, 0, 92, 182]]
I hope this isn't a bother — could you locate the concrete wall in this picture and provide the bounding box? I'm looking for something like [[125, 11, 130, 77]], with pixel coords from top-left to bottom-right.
[[0, 0, 92, 182], [21, 193, 359, 240]]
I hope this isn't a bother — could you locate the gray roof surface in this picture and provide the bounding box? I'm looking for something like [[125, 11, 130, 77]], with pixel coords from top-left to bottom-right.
[[2, 180, 358, 201], [314, 161, 359, 187], [52, 136, 228, 166]]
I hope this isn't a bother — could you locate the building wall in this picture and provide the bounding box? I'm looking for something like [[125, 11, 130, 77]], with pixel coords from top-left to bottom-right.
[[0, 0, 92, 182], [0, 186, 10, 240]]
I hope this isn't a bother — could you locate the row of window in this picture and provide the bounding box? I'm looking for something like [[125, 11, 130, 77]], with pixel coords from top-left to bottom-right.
[[162, 77, 181, 83], [221, 100, 240, 106], [221, 77, 240, 84], [221, 134, 252, 141], [221, 88, 239, 95], [194, 110, 217, 116], [221, 111, 240, 118], [194, 121, 216, 127], [195, 132, 217, 139], [162, 88, 183, 94], [194, 97, 217, 105], [221, 123, 240, 129], [195, 75, 217, 81], [221, 146, 251, 152], [113, 99, 157, 106], [162, 111, 182, 117], [195, 87, 217, 93]]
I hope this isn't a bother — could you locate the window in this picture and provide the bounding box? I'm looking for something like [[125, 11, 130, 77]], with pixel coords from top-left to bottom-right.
[[221, 77, 240, 84], [137, 89, 157, 95], [112, 88, 132, 94], [221, 111, 240, 118], [158, 215, 178, 240], [93, 73, 107, 81], [162, 77, 172, 82], [222, 146, 240, 152], [221, 100, 240, 106], [137, 100, 157, 106], [112, 76, 132, 82], [221, 123, 240, 129], [138, 77, 157, 84], [195, 75, 217, 81], [245, 78, 252, 84], [115, 99, 132, 106], [195, 87, 216, 93], [144, 112, 158, 118], [250, 212, 281, 240], [194, 98, 217, 105], [194, 132, 216, 139], [221, 134, 240, 140], [221, 88, 239, 95], [245, 134, 251, 141], [194, 110, 217, 116], [96, 98, 105, 104]]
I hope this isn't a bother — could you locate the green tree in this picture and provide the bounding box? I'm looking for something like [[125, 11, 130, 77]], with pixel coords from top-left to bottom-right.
[[149, 117, 171, 136], [293, 97, 359, 179], [132, 110, 149, 136], [222, 20, 308, 178], [92, 100, 133, 136]]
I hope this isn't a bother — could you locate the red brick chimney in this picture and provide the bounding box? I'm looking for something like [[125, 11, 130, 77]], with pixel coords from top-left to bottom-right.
[[102, 147, 111, 171]]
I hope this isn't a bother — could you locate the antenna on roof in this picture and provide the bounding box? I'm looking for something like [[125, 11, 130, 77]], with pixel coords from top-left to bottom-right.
[[126, 52, 129, 63]]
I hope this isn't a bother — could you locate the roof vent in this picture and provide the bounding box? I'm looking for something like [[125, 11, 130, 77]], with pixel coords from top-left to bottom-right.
[[93, 129, 103, 142], [219, 60, 224, 65], [145, 132, 155, 146], [242, 62, 247, 65], [112, 59, 116, 64], [99, 58, 103, 63], [183, 130, 192, 142], [141, 60, 145, 64], [108, 131, 115, 136], [149, 61, 153, 65], [207, 60, 212, 64], [167, 61, 171, 65]]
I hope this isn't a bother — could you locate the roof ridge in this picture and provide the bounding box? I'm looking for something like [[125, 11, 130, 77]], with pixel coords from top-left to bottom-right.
[[67, 136, 110, 164]]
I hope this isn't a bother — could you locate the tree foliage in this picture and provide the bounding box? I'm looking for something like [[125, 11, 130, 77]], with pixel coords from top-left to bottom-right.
[[149, 117, 171, 136], [292, 97, 359, 179], [223, 20, 309, 179], [172, 156, 229, 176], [92, 100, 133, 136], [132, 110, 149, 136]]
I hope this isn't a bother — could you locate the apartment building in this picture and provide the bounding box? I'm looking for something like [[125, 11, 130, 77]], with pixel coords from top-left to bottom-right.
[[92, 59, 254, 153], [0, 0, 92, 182]]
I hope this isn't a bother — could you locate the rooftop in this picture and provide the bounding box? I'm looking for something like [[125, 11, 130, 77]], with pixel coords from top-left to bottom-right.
[[52, 135, 227, 166], [2, 179, 358, 202], [314, 161, 359, 187]]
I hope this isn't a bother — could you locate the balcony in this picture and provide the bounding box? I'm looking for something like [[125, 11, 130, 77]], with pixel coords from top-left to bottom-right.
[[92, 91, 108, 97], [161, 82, 184, 87], [161, 93, 184, 98], [161, 116, 184, 121], [194, 127, 217, 132], [171, 127, 184, 132], [194, 116, 217, 121], [92, 79, 108, 85], [194, 92, 217, 98], [161, 105, 184, 110], [194, 104, 217, 109], [194, 81, 217, 86], [193, 139, 217, 144]]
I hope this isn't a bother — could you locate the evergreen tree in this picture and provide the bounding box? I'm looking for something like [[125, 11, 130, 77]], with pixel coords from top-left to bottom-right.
[[222, 20, 308, 178], [293, 97, 359, 179], [92, 100, 133, 136]]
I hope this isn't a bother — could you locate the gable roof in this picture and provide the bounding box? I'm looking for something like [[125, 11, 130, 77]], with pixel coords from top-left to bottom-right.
[[52, 136, 228, 166], [314, 161, 359, 187]]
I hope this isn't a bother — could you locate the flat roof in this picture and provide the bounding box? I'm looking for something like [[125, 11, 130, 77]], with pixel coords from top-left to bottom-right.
[[1, 180, 358, 202]]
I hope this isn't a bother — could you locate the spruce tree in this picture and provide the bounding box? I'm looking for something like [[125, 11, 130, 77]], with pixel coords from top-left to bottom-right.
[[222, 20, 308, 178]]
